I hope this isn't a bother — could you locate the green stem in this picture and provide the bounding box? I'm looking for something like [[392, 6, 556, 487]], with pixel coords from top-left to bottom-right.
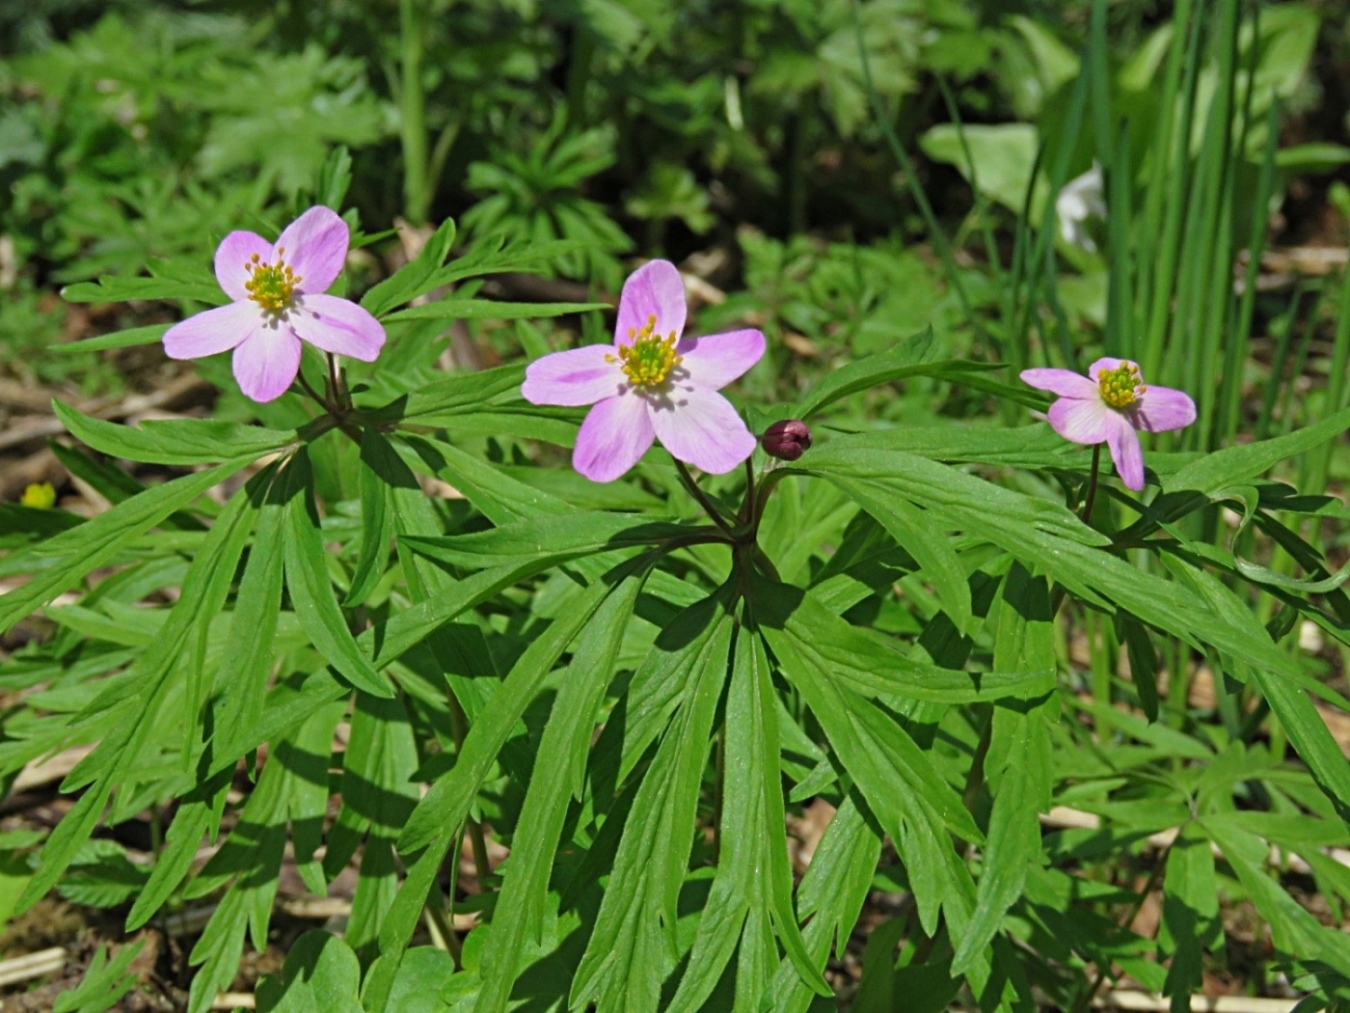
[[447, 691, 493, 885], [424, 894, 463, 969], [326, 352, 344, 409], [300, 355, 362, 443], [750, 466, 795, 534], [149, 802, 163, 859], [466, 821, 492, 885], [852, 3, 977, 345], [1307, 257, 1350, 490], [674, 459, 735, 536], [565, 27, 596, 128], [295, 370, 330, 412], [1070, 847, 1171, 1013], [960, 707, 994, 820], [399, 0, 431, 224], [740, 458, 757, 526], [1081, 444, 1102, 524]]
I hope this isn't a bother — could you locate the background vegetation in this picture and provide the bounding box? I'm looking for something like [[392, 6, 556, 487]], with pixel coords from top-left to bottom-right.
[[1, 0, 1350, 1010]]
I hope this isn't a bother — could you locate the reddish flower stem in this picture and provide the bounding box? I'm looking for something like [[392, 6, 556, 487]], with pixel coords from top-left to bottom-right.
[[673, 459, 735, 537]]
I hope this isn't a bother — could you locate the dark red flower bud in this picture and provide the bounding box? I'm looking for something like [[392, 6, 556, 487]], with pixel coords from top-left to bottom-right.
[[761, 419, 812, 461]]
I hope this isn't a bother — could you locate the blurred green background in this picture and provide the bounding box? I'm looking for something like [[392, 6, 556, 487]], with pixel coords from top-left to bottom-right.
[[2, 0, 1348, 438]]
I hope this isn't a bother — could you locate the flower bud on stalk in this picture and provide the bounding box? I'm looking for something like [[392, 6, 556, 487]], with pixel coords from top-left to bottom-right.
[[761, 419, 812, 461]]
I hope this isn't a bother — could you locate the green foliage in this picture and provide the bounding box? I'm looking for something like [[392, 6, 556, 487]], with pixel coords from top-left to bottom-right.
[[460, 112, 632, 288], [3, 9, 388, 278], [57, 839, 150, 908], [256, 932, 364, 1013], [710, 232, 962, 365], [0, 279, 127, 392], [10, 253, 1348, 1004], [52, 940, 145, 1013]]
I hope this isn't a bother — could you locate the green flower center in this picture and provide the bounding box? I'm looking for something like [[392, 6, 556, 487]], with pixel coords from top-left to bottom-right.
[[244, 249, 301, 313], [611, 314, 682, 387], [1098, 361, 1145, 409]]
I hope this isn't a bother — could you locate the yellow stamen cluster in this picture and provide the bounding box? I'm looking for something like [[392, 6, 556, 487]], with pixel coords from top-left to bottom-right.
[[20, 482, 56, 509], [1098, 361, 1146, 409], [243, 248, 301, 313], [609, 314, 682, 387]]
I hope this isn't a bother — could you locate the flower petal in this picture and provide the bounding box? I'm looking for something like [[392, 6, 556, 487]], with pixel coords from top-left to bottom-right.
[[1104, 412, 1145, 490], [1058, 164, 1106, 221], [1132, 385, 1196, 433], [1046, 396, 1115, 445], [522, 344, 626, 407], [214, 231, 274, 302], [163, 301, 263, 360], [1057, 217, 1098, 253], [276, 206, 349, 295], [1088, 357, 1132, 382], [647, 386, 756, 474], [677, 328, 765, 390], [573, 391, 655, 483], [616, 259, 686, 347], [288, 294, 385, 361], [232, 323, 303, 403], [1020, 367, 1099, 399]]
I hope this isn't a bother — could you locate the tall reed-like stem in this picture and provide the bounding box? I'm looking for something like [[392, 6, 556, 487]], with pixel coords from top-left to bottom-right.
[[399, 0, 431, 224], [565, 26, 595, 128], [851, 5, 978, 346], [446, 692, 494, 884]]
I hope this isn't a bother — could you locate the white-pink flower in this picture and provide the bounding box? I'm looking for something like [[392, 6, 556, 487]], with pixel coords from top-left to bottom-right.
[[163, 206, 385, 403], [1021, 358, 1196, 491], [521, 260, 764, 483]]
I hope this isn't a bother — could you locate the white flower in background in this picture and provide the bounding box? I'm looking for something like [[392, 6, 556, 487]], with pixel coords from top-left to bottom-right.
[[1056, 162, 1106, 253]]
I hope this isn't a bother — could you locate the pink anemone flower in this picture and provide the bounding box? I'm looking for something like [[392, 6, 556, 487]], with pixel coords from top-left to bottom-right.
[[163, 206, 385, 403], [521, 259, 765, 483], [1021, 358, 1196, 491]]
